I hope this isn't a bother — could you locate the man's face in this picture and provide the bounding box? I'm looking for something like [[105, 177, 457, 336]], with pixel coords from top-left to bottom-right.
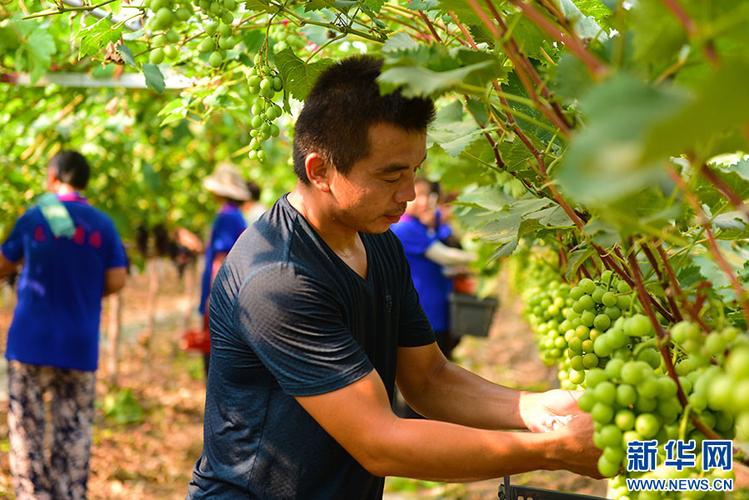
[[327, 122, 427, 234]]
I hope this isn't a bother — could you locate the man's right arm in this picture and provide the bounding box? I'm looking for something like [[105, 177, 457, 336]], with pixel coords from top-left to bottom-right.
[[295, 368, 600, 482]]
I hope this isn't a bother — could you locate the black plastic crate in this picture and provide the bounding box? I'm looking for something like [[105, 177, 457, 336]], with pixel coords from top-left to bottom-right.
[[498, 476, 607, 500], [449, 293, 499, 338]]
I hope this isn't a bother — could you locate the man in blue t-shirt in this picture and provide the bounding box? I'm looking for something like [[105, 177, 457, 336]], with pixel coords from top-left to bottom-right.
[[198, 163, 248, 375], [187, 56, 601, 500], [0, 150, 127, 500]]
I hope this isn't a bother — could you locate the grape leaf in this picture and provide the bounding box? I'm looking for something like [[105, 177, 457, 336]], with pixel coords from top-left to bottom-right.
[[78, 16, 123, 60], [643, 58, 749, 163], [677, 264, 702, 289], [116, 42, 136, 67], [556, 74, 685, 205], [382, 32, 420, 54], [143, 64, 165, 93], [379, 59, 492, 98], [275, 49, 333, 101], [22, 27, 57, 83]]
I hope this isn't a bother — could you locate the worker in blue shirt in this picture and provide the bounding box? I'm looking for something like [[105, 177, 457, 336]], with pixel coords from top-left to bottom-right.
[[391, 178, 475, 359], [0, 150, 127, 500], [199, 163, 249, 376]]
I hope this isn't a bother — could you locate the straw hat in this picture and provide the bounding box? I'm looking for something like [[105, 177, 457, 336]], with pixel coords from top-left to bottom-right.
[[203, 163, 250, 201]]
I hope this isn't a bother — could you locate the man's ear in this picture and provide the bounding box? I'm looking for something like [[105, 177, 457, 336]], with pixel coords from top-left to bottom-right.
[[305, 153, 331, 193]]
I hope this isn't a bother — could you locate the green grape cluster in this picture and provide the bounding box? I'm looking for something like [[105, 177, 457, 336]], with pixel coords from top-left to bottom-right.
[[184, 0, 240, 68], [520, 261, 570, 367], [580, 320, 746, 498], [143, 0, 195, 64], [670, 322, 749, 442], [269, 19, 308, 54], [245, 56, 284, 162], [195, 18, 240, 68], [577, 354, 684, 479], [513, 253, 748, 499]]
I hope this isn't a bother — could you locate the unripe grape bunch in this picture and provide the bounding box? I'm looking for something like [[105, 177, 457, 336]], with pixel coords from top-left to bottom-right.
[[245, 54, 284, 162], [514, 254, 746, 497]]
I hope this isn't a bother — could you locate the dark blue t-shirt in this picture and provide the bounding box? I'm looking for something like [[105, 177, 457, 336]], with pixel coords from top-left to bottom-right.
[[199, 203, 247, 315], [187, 195, 434, 499], [1, 193, 127, 372], [391, 215, 453, 333]]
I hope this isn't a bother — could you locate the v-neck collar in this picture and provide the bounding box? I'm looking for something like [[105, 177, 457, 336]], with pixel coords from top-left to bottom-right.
[[282, 194, 372, 284]]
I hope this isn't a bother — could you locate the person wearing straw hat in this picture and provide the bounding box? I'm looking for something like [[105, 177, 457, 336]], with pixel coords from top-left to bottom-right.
[[199, 163, 249, 376]]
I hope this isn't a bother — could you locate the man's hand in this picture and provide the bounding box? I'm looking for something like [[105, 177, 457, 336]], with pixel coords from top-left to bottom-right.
[[519, 389, 584, 432], [549, 411, 604, 479]]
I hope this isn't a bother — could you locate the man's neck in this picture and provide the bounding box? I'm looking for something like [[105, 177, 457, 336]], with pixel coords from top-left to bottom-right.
[[287, 186, 360, 253]]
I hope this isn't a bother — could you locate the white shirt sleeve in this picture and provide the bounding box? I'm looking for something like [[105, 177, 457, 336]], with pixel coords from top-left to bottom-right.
[[424, 241, 476, 266]]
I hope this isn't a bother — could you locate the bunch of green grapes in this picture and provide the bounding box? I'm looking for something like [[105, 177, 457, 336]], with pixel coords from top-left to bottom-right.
[[519, 260, 571, 367], [672, 322, 749, 442], [195, 20, 240, 68], [270, 19, 308, 54], [143, 0, 197, 64], [245, 56, 284, 161], [580, 320, 747, 499]]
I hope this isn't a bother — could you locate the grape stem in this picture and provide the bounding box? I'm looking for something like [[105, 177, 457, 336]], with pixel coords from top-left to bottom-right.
[[653, 242, 713, 333], [667, 166, 749, 326], [466, 0, 573, 137], [626, 242, 722, 441], [641, 242, 684, 322], [22, 0, 117, 19], [505, 0, 608, 78], [699, 164, 749, 221], [660, 0, 720, 66]]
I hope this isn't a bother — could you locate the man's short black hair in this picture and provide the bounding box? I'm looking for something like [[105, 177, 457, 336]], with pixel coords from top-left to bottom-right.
[[49, 150, 90, 190], [293, 55, 435, 183], [246, 181, 261, 202]]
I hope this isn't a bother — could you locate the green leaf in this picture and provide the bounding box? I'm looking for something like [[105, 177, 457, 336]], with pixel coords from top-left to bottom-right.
[[158, 98, 188, 126], [714, 158, 749, 182], [550, 53, 592, 104], [0, 26, 20, 50], [407, 0, 439, 10], [644, 59, 749, 162], [143, 64, 165, 93], [26, 28, 57, 83], [382, 32, 420, 54], [363, 0, 386, 12], [677, 264, 702, 289], [456, 186, 513, 212], [558, 0, 608, 40], [693, 254, 733, 301], [275, 48, 333, 101], [583, 218, 621, 247], [245, 0, 279, 12], [379, 60, 492, 99], [630, 0, 686, 70], [556, 74, 685, 205], [565, 246, 596, 282], [77, 16, 123, 60], [428, 101, 488, 157], [116, 42, 136, 67]]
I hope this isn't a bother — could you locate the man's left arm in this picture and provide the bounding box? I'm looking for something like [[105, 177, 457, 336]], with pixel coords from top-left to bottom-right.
[[396, 343, 582, 431]]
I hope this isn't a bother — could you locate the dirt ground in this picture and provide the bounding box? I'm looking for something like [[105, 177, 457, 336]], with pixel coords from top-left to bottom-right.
[[0, 263, 608, 499]]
